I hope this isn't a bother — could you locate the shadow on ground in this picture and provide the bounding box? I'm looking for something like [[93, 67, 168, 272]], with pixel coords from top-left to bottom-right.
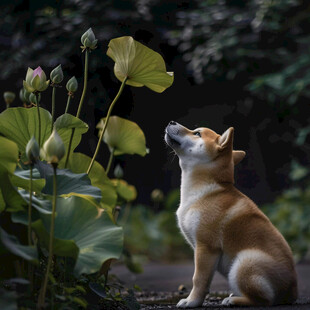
[[111, 261, 310, 309]]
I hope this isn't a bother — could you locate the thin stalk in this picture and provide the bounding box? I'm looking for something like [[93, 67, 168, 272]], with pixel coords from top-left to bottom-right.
[[38, 164, 57, 308], [51, 86, 56, 132], [27, 165, 33, 246], [105, 149, 114, 176], [76, 49, 89, 119], [27, 165, 34, 292], [65, 95, 71, 114], [87, 77, 128, 174], [64, 49, 89, 168], [36, 93, 41, 147], [6, 103, 10, 109]]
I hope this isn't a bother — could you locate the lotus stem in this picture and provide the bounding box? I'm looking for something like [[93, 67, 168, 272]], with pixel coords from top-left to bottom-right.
[[36, 93, 41, 147], [105, 149, 114, 176], [76, 49, 89, 119], [65, 49, 89, 168], [51, 86, 56, 132], [38, 163, 57, 308], [65, 95, 71, 114], [87, 77, 128, 175], [28, 165, 33, 246], [28, 164, 34, 291]]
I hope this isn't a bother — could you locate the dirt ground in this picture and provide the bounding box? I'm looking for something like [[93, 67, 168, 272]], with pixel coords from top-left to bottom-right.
[[111, 261, 310, 309]]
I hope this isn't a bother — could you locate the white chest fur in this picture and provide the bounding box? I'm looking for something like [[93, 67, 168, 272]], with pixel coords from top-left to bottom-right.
[[177, 169, 222, 248]]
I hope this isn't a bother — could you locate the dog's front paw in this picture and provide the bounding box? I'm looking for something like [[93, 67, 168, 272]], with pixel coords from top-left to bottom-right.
[[177, 297, 203, 308], [221, 294, 234, 306]]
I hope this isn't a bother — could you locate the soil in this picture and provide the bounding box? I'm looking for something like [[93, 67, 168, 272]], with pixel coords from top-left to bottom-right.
[[111, 261, 310, 309]]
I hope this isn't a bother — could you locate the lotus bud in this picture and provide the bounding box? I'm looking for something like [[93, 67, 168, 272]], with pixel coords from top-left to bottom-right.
[[50, 64, 64, 84], [114, 164, 124, 179], [26, 136, 40, 163], [3, 92, 16, 107], [23, 66, 50, 93], [43, 129, 65, 164], [29, 93, 41, 105], [66, 76, 78, 93], [19, 88, 29, 103], [81, 28, 98, 50], [151, 189, 164, 203]]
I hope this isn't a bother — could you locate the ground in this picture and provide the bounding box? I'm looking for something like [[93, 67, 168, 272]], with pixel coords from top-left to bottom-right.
[[111, 261, 310, 309]]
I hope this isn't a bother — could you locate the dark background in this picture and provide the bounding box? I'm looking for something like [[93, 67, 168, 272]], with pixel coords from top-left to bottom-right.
[[1, 0, 310, 208]]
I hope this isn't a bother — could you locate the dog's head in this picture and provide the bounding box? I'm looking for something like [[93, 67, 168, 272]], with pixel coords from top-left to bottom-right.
[[165, 121, 245, 170]]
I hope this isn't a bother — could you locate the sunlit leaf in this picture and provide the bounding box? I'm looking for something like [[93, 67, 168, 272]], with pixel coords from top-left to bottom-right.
[[107, 36, 174, 93], [97, 116, 147, 156], [0, 136, 19, 174], [0, 107, 52, 153], [54, 114, 88, 156]]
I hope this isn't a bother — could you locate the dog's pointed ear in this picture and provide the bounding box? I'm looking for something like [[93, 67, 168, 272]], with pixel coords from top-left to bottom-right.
[[233, 150, 246, 165], [218, 127, 234, 150]]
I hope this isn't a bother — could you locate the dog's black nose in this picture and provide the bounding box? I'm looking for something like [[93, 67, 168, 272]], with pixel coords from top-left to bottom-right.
[[169, 121, 177, 126]]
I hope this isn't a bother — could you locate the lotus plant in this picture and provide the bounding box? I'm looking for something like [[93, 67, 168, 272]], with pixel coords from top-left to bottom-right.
[[23, 66, 50, 147]]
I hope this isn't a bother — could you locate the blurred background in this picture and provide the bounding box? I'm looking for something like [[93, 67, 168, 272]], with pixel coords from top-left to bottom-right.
[[1, 0, 309, 264]]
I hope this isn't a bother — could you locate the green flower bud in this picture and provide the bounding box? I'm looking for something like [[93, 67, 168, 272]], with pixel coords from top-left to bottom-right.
[[66, 76, 78, 93], [81, 28, 98, 50], [151, 189, 164, 203], [23, 66, 50, 93], [50, 64, 64, 84], [114, 164, 124, 179], [43, 129, 65, 164], [29, 93, 41, 105], [19, 88, 31, 103], [26, 136, 40, 163], [3, 91, 16, 105]]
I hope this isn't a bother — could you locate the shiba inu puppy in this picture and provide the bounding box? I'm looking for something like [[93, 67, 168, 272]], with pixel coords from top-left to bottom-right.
[[164, 121, 297, 308]]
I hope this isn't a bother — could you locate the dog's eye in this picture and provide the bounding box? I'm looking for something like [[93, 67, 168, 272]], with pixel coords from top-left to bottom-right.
[[193, 132, 201, 137]]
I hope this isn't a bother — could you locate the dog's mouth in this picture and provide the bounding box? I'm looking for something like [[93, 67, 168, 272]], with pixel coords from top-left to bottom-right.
[[165, 131, 181, 147]]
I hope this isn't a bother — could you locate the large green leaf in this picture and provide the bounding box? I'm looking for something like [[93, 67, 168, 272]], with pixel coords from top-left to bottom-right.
[[54, 114, 88, 156], [42, 168, 102, 202], [0, 136, 19, 174], [97, 116, 148, 156], [0, 107, 52, 152], [0, 172, 26, 213], [0, 137, 20, 212], [33, 196, 123, 275], [107, 36, 174, 93], [62, 153, 117, 207], [11, 168, 45, 193], [0, 228, 38, 263]]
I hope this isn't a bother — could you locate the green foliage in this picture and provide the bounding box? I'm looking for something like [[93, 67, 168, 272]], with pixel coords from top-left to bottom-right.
[[98, 116, 148, 156], [262, 187, 310, 261], [107, 36, 174, 93], [0, 28, 173, 309], [120, 189, 192, 264]]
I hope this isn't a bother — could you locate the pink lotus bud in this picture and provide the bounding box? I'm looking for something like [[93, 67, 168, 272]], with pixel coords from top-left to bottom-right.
[[33, 66, 43, 78], [23, 66, 50, 93]]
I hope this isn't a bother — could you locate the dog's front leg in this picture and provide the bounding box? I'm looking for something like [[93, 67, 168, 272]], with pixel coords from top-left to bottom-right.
[[177, 245, 219, 308]]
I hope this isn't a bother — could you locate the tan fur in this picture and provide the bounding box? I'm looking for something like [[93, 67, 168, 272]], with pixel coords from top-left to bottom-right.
[[165, 122, 297, 308]]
